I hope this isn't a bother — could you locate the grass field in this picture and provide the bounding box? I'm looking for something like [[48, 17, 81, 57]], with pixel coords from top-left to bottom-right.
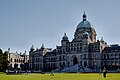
[[0, 73, 120, 80]]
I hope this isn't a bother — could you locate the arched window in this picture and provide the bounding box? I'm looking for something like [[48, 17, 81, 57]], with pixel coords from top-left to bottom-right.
[[119, 54, 120, 58], [38, 58, 39, 62], [59, 56, 62, 61], [14, 59, 16, 62], [54, 57, 56, 61], [73, 57, 78, 65], [107, 54, 109, 59], [59, 62, 62, 67], [84, 54, 86, 59], [80, 61, 82, 66], [111, 54, 113, 58], [23, 60, 25, 63], [104, 54, 106, 59], [17, 59, 18, 62], [74, 47, 76, 51], [21, 60, 22, 63], [63, 55, 65, 60], [19, 59, 20, 63], [84, 61, 87, 67], [71, 44, 73, 47], [63, 62, 65, 66], [71, 48, 73, 51], [77, 43, 79, 51], [115, 53, 118, 58], [80, 47, 82, 51], [11, 58, 12, 62], [80, 43, 82, 46]]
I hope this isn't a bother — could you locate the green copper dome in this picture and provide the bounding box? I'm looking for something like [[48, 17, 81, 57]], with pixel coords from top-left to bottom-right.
[[77, 12, 93, 29]]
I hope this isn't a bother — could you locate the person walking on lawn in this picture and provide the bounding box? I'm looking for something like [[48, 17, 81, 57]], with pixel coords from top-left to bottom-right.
[[103, 67, 107, 78]]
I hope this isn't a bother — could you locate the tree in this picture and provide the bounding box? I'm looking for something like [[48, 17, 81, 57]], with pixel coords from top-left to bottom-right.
[[0, 49, 3, 54], [0, 49, 9, 72], [0, 49, 3, 71], [3, 51, 9, 71]]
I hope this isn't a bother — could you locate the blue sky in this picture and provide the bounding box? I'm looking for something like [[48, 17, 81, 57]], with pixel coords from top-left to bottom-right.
[[0, 0, 120, 54]]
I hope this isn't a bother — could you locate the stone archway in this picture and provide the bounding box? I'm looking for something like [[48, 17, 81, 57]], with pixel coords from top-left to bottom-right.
[[84, 61, 87, 67], [73, 57, 78, 65]]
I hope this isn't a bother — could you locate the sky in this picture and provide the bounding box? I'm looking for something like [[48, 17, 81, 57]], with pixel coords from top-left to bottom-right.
[[0, 0, 120, 54]]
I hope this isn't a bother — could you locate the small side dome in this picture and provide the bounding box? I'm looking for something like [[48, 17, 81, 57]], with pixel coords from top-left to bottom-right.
[[83, 31, 89, 36], [23, 50, 26, 55], [30, 45, 34, 51], [41, 44, 44, 49], [100, 37, 105, 42], [62, 33, 68, 41]]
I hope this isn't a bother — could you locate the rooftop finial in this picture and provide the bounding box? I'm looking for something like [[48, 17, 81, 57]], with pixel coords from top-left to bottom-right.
[[100, 37, 104, 42], [64, 33, 66, 36], [30, 45, 34, 51], [25, 50, 26, 53], [31, 45, 34, 49], [84, 10, 85, 14], [83, 11, 86, 21], [41, 44, 44, 49], [8, 48, 10, 52]]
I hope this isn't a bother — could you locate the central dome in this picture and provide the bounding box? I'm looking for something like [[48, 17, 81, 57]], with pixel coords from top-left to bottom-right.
[[77, 21, 92, 29], [76, 12, 93, 29]]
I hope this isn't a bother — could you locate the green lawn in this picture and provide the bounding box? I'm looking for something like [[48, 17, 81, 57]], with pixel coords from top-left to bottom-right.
[[0, 73, 120, 80]]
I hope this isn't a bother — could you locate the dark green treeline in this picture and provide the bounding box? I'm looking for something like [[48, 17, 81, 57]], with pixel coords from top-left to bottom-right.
[[0, 49, 9, 72]]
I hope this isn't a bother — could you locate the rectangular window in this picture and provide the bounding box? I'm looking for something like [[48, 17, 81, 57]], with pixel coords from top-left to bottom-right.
[[80, 55, 82, 59], [84, 54, 86, 59]]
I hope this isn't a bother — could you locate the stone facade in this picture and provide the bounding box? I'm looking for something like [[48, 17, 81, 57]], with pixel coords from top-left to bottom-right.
[[29, 12, 120, 71], [102, 44, 120, 70], [55, 12, 108, 70], [7, 49, 29, 70], [29, 45, 54, 71]]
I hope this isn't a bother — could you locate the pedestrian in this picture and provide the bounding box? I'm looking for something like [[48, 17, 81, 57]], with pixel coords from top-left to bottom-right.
[[103, 67, 107, 78], [6, 69, 8, 75], [50, 70, 54, 76], [117, 68, 120, 72], [99, 69, 102, 76]]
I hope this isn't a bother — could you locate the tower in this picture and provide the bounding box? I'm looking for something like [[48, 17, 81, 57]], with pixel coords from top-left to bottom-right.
[[74, 12, 97, 43], [61, 33, 69, 53]]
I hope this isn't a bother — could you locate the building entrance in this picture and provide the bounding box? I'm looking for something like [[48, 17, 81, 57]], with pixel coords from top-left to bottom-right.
[[84, 61, 87, 67], [73, 57, 78, 65]]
